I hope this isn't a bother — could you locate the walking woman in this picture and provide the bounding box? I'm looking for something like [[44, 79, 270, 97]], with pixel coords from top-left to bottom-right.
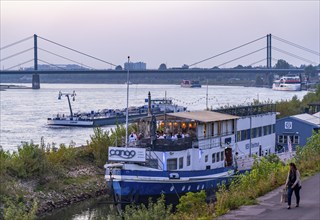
[[285, 162, 301, 209]]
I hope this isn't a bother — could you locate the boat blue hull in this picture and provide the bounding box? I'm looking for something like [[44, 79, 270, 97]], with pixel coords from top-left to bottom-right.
[[108, 167, 233, 204]]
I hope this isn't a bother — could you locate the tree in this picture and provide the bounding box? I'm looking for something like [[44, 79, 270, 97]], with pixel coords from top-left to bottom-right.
[[274, 59, 290, 69], [304, 65, 317, 78], [115, 65, 123, 70], [181, 64, 189, 69], [255, 75, 264, 86], [158, 63, 167, 70]]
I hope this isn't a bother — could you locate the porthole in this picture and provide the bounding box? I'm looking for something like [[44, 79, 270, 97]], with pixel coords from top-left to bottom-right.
[[170, 186, 174, 191], [188, 185, 191, 191], [182, 186, 186, 191]]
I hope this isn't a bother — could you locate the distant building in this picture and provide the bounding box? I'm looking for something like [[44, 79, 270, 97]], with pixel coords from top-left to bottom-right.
[[124, 62, 146, 70], [24, 64, 88, 71], [275, 113, 320, 151]]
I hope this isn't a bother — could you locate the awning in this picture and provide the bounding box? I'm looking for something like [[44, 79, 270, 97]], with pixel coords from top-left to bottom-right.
[[165, 111, 239, 123]]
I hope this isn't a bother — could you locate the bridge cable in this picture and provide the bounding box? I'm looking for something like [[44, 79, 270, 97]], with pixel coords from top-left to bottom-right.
[[38, 59, 68, 70], [272, 46, 317, 65], [249, 58, 266, 67], [38, 47, 95, 70], [0, 36, 33, 51], [272, 35, 320, 56], [37, 36, 117, 67], [217, 47, 266, 68], [0, 48, 34, 62], [188, 35, 266, 67], [5, 59, 34, 71]]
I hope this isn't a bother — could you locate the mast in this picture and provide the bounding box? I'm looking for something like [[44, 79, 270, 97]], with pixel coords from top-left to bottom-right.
[[164, 91, 167, 129], [58, 91, 76, 119], [125, 56, 130, 147], [66, 95, 73, 118], [206, 79, 208, 110]]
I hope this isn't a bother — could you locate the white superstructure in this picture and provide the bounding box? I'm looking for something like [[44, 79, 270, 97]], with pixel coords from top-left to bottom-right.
[[272, 75, 301, 91]]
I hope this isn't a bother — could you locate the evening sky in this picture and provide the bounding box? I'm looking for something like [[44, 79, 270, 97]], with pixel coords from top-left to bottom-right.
[[1, 1, 319, 69]]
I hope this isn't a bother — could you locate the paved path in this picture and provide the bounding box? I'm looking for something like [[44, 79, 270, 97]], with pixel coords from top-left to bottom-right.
[[218, 173, 320, 220]]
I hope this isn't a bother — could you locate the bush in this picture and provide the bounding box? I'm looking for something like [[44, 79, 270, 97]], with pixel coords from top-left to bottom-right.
[[3, 198, 37, 220], [87, 128, 111, 167], [122, 194, 172, 220], [46, 144, 78, 167], [214, 155, 287, 217], [7, 142, 48, 178], [295, 132, 320, 175], [175, 191, 210, 219], [0, 147, 11, 177]]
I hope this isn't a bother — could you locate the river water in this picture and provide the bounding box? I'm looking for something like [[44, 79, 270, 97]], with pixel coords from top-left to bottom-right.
[[0, 83, 308, 219], [0, 83, 308, 151]]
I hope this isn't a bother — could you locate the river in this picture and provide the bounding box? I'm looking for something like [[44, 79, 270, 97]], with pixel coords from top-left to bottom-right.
[[0, 83, 309, 219], [0, 83, 308, 151]]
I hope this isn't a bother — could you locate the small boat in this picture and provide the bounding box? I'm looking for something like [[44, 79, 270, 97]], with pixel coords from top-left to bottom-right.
[[47, 91, 187, 127], [272, 74, 301, 91], [181, 80, 202, 88], [104, 111, 239, 204]]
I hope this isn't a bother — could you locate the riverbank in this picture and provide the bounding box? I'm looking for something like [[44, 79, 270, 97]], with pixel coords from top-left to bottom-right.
[[0, 128, 116, 219], [0, 155, 110, 219]]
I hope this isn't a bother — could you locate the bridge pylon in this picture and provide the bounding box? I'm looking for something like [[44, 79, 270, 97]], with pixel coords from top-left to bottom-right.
[[32, 34, 40, 89]]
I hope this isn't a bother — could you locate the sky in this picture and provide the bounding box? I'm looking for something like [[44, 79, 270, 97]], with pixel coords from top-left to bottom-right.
[[1, 1, 319, 70]]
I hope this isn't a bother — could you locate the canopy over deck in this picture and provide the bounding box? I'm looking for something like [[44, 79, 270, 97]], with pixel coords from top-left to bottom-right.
[[164, 111, 239, 123]]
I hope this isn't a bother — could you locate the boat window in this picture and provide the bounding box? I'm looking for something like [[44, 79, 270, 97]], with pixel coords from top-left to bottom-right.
[[211, 122, 214, 137], [187, 155, 191, 166], [205, 155, 208, 162], [167, 158, 177, 170], [212, 153, 216, 163], [278, 135, 283, 143], [179, 157, 183, 169], [294, 135, 299, 144], [216, 152, 220, 162], [221, 152, 224, 161], [218, 122, 221, 135]]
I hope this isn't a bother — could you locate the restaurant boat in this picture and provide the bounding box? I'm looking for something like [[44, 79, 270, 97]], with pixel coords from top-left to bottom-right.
[[104, 110, 239, 204]]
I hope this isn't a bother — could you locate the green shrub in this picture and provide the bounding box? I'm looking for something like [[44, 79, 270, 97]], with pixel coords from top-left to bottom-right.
[[0, 147, 11, 177], [174, 190, 214, 220], [46, 144, 78, 166], [87, 128, 111, 167], [3, 198, 37, 220], [214, 155, 287, 217], [122, 194, 172, 220], [7, 142, 48, 178]]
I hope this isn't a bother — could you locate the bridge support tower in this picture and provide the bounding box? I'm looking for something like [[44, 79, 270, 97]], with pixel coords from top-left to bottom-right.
[[266, 34, 273, 87], [32, 34, 40, 89]]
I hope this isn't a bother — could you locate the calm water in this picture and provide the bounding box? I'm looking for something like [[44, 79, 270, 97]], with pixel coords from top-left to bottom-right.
[[0, 83, 308, 151], [0, 83, 309, 219]]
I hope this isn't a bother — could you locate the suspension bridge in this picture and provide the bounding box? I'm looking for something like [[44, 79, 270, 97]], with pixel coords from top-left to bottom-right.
[[0, 34, 319, 89]]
